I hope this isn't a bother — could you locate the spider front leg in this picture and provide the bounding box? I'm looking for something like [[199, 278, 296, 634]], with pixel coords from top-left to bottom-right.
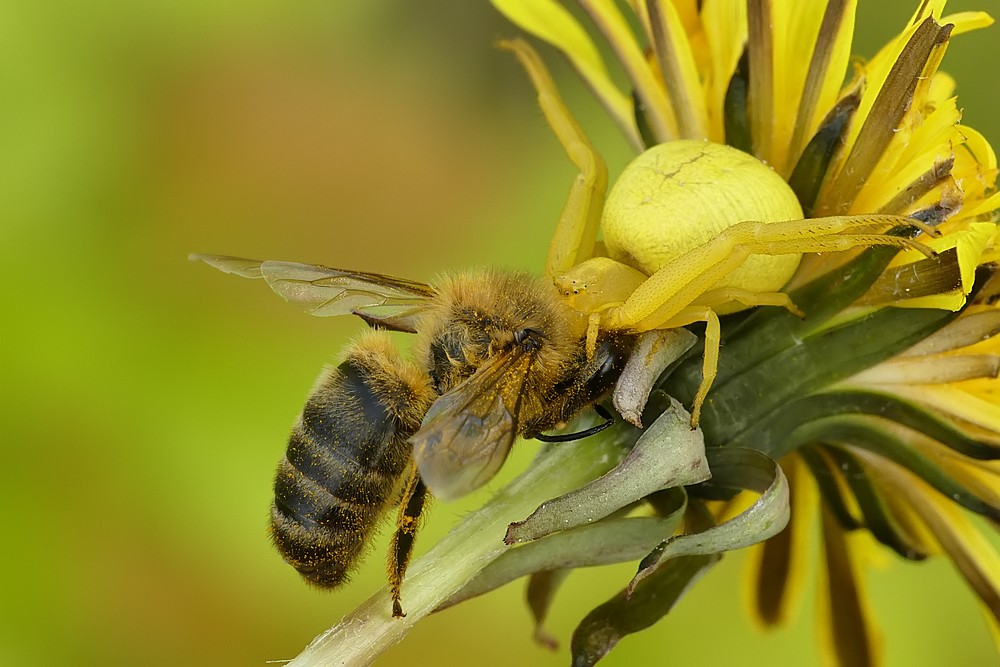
[[606, 214, 936, 331], [500, 38, 607, 279], [601, 214, 936, 425]]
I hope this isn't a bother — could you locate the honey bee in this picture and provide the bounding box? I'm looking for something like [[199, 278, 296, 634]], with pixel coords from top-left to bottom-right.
[[192, 255, 636, 616]]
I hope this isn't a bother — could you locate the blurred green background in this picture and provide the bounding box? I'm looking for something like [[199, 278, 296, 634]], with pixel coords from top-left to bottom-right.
[[2, 1, 998, 665]]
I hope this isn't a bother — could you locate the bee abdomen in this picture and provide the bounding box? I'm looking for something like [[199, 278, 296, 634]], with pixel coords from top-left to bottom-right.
[[269, 335, 431, 588]]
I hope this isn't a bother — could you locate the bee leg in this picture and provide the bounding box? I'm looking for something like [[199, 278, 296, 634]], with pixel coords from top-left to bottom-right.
[[535, 404, 615, 443], [389, 468, 429, 618]]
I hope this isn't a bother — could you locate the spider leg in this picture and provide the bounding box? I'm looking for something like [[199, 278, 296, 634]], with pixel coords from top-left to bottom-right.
[[500, 38, 607, 279], [697, 287, 805, 318], [596, 214, 936, 426], [605, 214, 936, 331], [658, 307, 721, 428]]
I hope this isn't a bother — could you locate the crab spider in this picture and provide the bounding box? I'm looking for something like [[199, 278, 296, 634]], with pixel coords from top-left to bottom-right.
[[504, 39, 938, 427]]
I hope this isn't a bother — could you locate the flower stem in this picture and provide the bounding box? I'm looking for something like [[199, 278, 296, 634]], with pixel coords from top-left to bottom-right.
[[287, 432, 629, 667]]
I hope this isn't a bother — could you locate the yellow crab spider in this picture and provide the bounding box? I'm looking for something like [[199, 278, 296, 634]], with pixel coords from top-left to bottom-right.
[[504, 39, 938, 427]]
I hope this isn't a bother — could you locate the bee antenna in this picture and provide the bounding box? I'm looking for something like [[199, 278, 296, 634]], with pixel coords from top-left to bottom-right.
[[535, 404, 615, 443]]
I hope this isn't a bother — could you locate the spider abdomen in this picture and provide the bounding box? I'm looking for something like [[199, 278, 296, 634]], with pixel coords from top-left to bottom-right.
[[602, 140, 803, 302]]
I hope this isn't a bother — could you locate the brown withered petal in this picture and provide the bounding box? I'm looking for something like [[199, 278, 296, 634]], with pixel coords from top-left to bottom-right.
[[816, 18, 953, 215], [819, 505, 882, 667]]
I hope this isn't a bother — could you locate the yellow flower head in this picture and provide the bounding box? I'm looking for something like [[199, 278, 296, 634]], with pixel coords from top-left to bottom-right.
[[230, 3, 1000, 665], [486, 0, 1000, 664]]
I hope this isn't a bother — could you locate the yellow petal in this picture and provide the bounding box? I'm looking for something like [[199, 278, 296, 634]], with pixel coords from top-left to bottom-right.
[[966, 191, 1000, 220], [953, 125, 1000, 218], [817, 18, 952, 215], [646, 0, 710, 139], [854, 452, 1000, 626], [902, 0, 948, 30], [788, 0, 858, 169], [875, 383, 1000, 433], [926, 71, 956, 105], [579, 0, 678, 141], [879, 481, 942, 557], [896, 98, 962, 167], [490, 0, 641, 149], [942, 10, 995, 36], [851, 97, 961, 214], [701, 0, 748, 143], [910, 484, 1000, 623], [936, 453, 1000, 514], [670, 0, 701, 29]]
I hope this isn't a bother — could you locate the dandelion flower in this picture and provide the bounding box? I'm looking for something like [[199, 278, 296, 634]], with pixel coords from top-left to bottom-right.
[[487, 0, 1000, 664], [284, 2, 1000, 665]]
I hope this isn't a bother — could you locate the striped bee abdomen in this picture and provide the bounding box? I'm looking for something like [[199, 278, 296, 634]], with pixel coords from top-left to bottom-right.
[[269, 335, 431, 588]]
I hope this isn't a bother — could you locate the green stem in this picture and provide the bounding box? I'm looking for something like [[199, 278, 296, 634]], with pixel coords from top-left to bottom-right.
[[287, 432, 629, 667]]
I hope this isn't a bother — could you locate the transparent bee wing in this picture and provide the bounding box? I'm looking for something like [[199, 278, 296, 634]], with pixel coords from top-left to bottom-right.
[[191, 254, 436, 332], [410, 351, 534, 501], [192, 254, 266, 278]]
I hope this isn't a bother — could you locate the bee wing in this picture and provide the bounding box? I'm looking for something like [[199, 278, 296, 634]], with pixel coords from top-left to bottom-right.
[[191, 254, 436, 333], [410, 351, 534, 501]]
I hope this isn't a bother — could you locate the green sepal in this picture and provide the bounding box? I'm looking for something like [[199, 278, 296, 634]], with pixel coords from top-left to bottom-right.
[[723, 242, 907, 349], [441, 514, 686, 610], [519, 489, 691, 649], [505, 398, 708, 544], [645, 486, 689, 518], [787, 416, 1000, 521], [569, 553, 719, 667], [683, 299, 956, 450], [822, 446, 929, 560], [729, 389, 1000, 460], [788, 91, 860, 216], [723, 47, 751, 153], [629, 448, 789, 591]]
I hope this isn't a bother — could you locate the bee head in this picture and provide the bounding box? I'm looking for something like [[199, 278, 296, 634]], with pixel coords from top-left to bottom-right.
[[420, 271, 576, 394]]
